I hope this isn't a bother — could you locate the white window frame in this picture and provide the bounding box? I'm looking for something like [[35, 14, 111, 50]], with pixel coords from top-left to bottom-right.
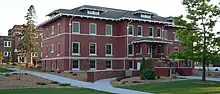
[[127, 25, 134, 36], [89, 43, 97, 56], [148, 26, 154, 37], [147, 45, 152, 54], [129, 60, 134, 70], [105, 24, 112, 36], [106, 60, 112, 70], [173, 32, 179, 41], [87, 10, 100, 15], [89, 23, 97, 35], [174, 47, 180, 52], [72, 59, 80, 70], [105, 43, 112, 56], [156, 27, 162, 38], [58, 23, 61, 34], [41, 42, 43, 47], [4, 41, 11, 47], [32, 52, 38, 57], [90, 60, 97, 70], [57, 43, 60, 56], [137, 25, 143, 36], [72, 42, 80, 55], [51, 25, 54, 35], [51, 44, 54, 53], [72, 22, 80, 34], [128, 44, 134, 56], [3, 52, 11, 57]]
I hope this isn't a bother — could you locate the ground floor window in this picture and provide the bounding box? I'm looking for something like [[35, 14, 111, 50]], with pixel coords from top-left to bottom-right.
[[72, 60, 79, 70], [129, 61, 134, 69], [106, 60, 112, 69], [90, 60, 96, 70]]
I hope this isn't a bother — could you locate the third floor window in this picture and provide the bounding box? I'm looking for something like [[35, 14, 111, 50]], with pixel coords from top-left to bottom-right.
[[72, 22, 80, 33], [137, 25, 143, 36], [105, 25, 112, 36], [58, 23, 61, 34], [4, 41, 11, 47], [127, 25, 133, 35], [89, 23, 97, 35]]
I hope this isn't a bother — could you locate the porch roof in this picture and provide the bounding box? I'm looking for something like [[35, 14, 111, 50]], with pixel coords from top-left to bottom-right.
[[130, 38, 173, 44]]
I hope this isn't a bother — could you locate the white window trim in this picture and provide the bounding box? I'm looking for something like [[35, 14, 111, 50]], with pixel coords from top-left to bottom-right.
[[4, 41, 11, 47], [137, 25, 143, 36], [105, 24, 112, 36], [3, 52, 11, 57], [89, 43, 97, 56], [72, 59, 80, 70], [72, 42, 80, 55], [148, 26, 154, 37], [129, 60, 134, 70], [51, 44, 54, 53], [127, 25, 134, 36], [51, 25, 54, 35], [105, 43, 113, 56], [89, 23, 97, 35], [57, 43, 60, 56], [147, 45, 152, 54], [58, 23, 61, 35], [90, 60, 97, 70], [106, 60, 112, 70], [157, 27, 162, 38], [128, 44, 134, 56], [72, 22, 80, 34]]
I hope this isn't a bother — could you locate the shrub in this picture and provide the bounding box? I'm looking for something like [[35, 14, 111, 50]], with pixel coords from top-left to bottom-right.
[[72, 73, 77, 76], [36, 82, 47, 85], [3, 73, 10, 76], [142, 68, 156, 80], [24, 73, 28, 75], [59, 83, 71, 86], [121, 81, 128, 84], [51, 81, 59, 84], [50, 70, 55, 72], [198, 69, 202, 71], [69, 71, 73, 74], [215, 69, 218, 71], [36, 66, 42, 69], [157, 75, 161, 79], [116, 76, 131, 81], [57, 71, 62, 74], [140, 57, 146, 79], [42, 70, 47, 72], [13, 73, 18, 75], [132, 81, 141, 83], [11, 63, 18, 66]]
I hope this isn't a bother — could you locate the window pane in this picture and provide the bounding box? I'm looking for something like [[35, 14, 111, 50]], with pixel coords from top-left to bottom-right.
[[72, 43, 79, 54], [90, 43, 96, 54], [157, 28, 161, 37], [128, 25, 133, 35], [90, 60, 96, 68], [58, 24, 61, 34], [128, 45, 133, 55], [57, 43, 60, 55], [149, 27, 153, 36], [72, 60, 79, 68], [72, 23, 79, 33], [129, 61, 133, 68], [106, 61, 112, 68], [90, 24, 96, 34], [105, 25, 112, 35], [106, 44, 112, 55], [147, 45, 152, 53], [137, 26, 142, 36]]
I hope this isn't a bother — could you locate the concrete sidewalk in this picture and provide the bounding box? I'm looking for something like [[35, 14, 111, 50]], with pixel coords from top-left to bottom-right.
[[8, 68, 153, 94]]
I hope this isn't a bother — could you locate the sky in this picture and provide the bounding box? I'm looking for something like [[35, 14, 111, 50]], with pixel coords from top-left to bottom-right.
[[0, 0, 219, 36]]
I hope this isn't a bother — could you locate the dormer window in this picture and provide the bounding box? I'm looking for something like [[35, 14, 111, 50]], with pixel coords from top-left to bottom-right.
[[140, 14, 152, 19], [133, 10, 153, 19], [87, 10, 100, 15]]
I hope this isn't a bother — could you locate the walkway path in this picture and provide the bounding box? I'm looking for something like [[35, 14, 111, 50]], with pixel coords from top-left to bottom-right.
[[8, 68, 152, 94], [177, 76, 220, 81]]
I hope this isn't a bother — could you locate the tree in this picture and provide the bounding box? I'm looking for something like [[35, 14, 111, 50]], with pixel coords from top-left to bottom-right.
[[171, 0, 220, 81], [0, 52, 3, 63], [18, 5, 40, 68], [140, 57, 146, 79]]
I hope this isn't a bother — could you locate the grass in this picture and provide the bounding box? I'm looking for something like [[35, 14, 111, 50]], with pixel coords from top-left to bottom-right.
[[119, 80, 220, 94], [0, 68, 13, 73], [0, 88, 111, 94]]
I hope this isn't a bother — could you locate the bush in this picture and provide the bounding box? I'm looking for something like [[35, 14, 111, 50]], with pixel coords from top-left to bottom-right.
[[215, 69, 218, 71], [69, 71, 73, 74], [116, 76, 131, 81], [51, 81, 59, 84], [3, 73, 10, 76], [36, 82, 47, 85], [198, 69, 202, 71], [121, 81, 128, 84], [36, 66, 42, 69], [13, 73, 18, 75], [42, 70, 47, 72], [72, 73, 77, 76], [142, 68, 156, 80], [59, 83, 71, 86], [132, 81, 141, 83], [157, 75, 161, 79], [50, 70, 55, 72], [11, 63, 18, 66], [57, 71, 62, 74]]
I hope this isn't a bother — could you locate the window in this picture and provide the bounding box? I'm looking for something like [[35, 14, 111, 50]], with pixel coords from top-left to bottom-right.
[[72, 22, 80, 33], [4, 41, 11, 47], [137, 47, 142, 54], [105, 44, 112, 56], [157, 27, 162, 37], [174, 47, 179, 52], [128, 45, 134, 55], [141, 14, 152, 19], [46, 46, 49, 57], [4, 52, 11, 57], [89, 23, 97, 35], [58, 23, 61, 34], [129, 61, 134, 69], [46, 28, 49, 37], [147, 45, 152, 54], [72, 60, 79, 70], [137, 25, 143, 36], [106, 60, 112, 69], [164, 30, 168, 39], [173, 32, 179, 41], [87, 10, 100, 15], [51, 25, 54, 35], [41, 42, 43, 47], [72, 42, 80, 55], [51, 44, 54, 53], [89, 43, 96, 55], [90, 60, 96, 70], [105, 24, 112, 36], [148, 27, 154, 37], [127, 25, 133, 35], [32, 52, 38, 57], [57, 43, 60, 56]]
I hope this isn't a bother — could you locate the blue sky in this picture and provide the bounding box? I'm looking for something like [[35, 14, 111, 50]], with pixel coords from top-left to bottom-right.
[[0, 0, 219, 36]]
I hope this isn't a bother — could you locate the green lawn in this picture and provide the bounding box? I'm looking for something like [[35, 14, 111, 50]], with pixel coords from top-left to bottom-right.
[[0, 68, 13, 73], [0, 88, 111, 94], [120, 80, 220, 94]]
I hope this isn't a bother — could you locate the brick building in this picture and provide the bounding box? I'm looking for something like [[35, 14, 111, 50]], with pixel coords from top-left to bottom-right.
[[38, 5, 194, 82]]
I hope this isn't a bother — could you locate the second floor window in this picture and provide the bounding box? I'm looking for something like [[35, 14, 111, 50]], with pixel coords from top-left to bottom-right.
[[127, 25, 133, 35], [106, 60, 112, 69], [58, 23, 61, 34], [90, 60, 96, 69], [57, 43, 60, 55], [137, 25, 143, 36], [72, 22, 80, 33], [157, 27, 162, 38], [128, 45, 133, 55], [173, 32, 179, 41], [72, 42, 80, 55], [89, 23, 97, 35], [89, 43, 96, 55], [105, 25, 112, 36], [105, 44, 112, 56], [4, 41, 11, 47], [51, 25, 54, 35], [51, 44, 54, 53], [148, 27, 154, 37]]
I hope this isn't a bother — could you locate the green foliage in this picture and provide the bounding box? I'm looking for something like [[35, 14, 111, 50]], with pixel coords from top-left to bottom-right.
[[140, 57, 146, 79], [0, 52, 3, 63], [36, 82, 47, 85], [51, 81, 59, 84], [8, 54, 12, 63], [142, 68, 156, 80], [145, 58, 154, 68], [59, 83, 71, 86], [116, 76, 131, 81]]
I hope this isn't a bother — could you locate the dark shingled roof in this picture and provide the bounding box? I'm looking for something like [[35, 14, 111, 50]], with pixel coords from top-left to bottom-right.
[[46, 5, 171, 23]]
